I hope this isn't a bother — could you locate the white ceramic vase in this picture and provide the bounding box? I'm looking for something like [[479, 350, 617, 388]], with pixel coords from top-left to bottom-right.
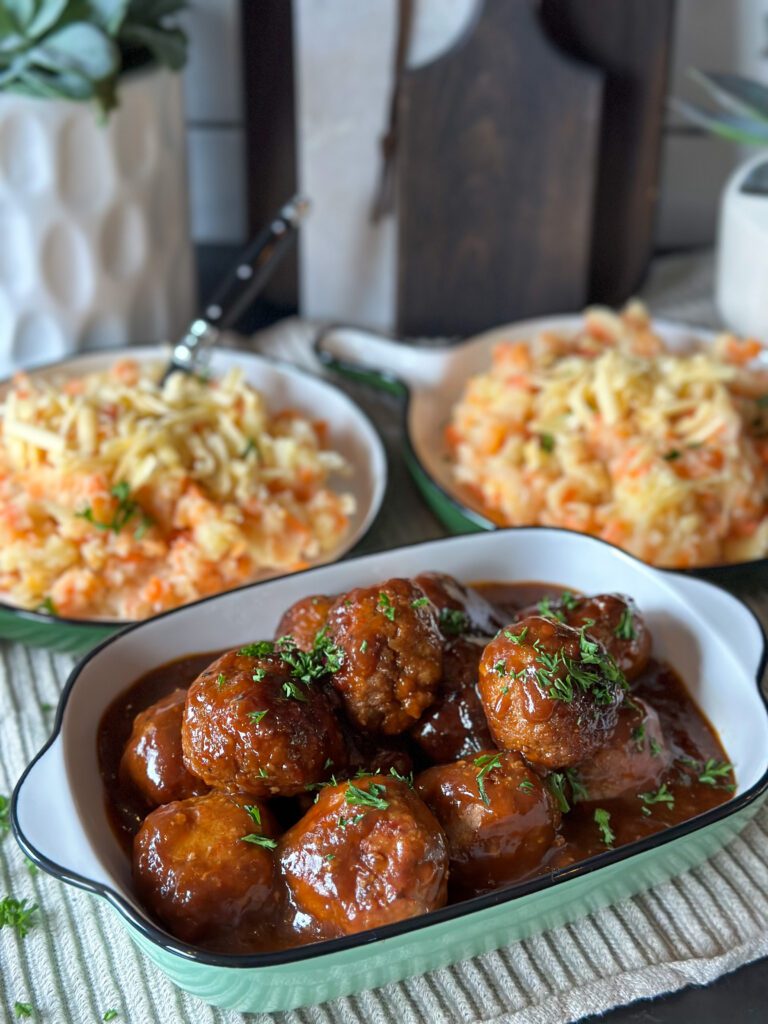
[[0, 66, 195, 377], [715, 150, 768, 341]]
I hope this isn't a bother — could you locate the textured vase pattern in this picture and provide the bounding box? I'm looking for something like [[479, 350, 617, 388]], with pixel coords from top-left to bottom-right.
[[0, 68, 195, 376]]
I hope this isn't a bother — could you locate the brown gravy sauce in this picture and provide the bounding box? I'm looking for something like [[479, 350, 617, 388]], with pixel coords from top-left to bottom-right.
[[98, 581, 734, 950]]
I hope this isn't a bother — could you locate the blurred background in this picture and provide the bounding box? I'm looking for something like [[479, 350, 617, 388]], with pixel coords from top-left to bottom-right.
[[1, 0, 767, 363]]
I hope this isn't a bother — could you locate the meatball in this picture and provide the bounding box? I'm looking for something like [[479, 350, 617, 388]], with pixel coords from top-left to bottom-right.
[[182, 645, 347, 797], [569, 697, 669, 802], [527, 592, 651, 682], [275, 594, 335, 651], [411, 637, 494, 763], [119, 689, 208, 807], [417, 750, 560, 896], [478, 615, 626, 769], [133, 791, 279, 945], [414, 572, 505, 637], [279, 774, 448, 936], [326, 578, 443, 734]]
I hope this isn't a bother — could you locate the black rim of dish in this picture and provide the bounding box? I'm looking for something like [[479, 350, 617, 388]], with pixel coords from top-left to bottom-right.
[[11, 527, 768, 970]]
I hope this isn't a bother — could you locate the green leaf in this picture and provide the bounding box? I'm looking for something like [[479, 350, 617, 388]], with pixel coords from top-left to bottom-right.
[[32, 22, 120, 82], [690, 69, 768, 125], [4, 0, 36, 32], [120, 22, 186, 69], [669, 98, 768, 146], [0, 54, 29, 86], [25, 0, 70, 39], [8, 65, 94, 100], [86, 0, 131, 35]]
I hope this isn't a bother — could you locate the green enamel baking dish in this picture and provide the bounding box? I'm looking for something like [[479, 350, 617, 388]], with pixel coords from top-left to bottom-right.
[[11, 529, 768, 1014]]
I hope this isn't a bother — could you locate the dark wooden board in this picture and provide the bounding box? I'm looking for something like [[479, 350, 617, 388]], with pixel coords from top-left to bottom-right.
[[541, 0, 675, 305], [396, 0, 604, 337]]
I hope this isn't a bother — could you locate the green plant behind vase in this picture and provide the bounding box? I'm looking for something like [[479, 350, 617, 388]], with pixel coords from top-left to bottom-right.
[[0, 0, 188, 114], [672, 69, 768, 147]]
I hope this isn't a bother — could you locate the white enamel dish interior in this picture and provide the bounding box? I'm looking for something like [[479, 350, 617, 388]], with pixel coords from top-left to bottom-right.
[[0, 345, 387, 621], [13, 529, 768, 930], [320, 316, 717, 521]]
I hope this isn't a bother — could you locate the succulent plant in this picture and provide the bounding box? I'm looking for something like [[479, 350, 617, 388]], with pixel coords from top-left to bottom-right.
[[672, 70, 768, 147], [0, 0, 188, 114]]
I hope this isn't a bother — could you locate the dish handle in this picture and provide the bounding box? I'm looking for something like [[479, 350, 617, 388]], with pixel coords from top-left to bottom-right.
[[12, 737, 107, 888], [665, 573, 767, 683], [315, 325, 449, 395]]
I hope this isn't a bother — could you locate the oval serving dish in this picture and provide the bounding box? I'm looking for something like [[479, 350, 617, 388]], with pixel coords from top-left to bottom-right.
[[11, 528, 768, 1015], [0, 345, 387, 653], [316, 316, 768, 586]]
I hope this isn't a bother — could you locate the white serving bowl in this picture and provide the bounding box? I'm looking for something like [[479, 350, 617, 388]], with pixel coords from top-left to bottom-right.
[[12, 528, 768, 1014], [0, 344, 387, 651]]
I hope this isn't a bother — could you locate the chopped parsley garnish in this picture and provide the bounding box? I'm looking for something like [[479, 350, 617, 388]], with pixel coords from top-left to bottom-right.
[[258, 767, 268, 777], [360, 640, 368, 653], [594, 808, 615, 847], [565, 768, 588, 803], [77, 481, 151, 535], [518, 779, 534, 793], [528, 627, 626, 707], [25, 860, 37, 877], [411, 596, 430, 608], [337, 814, 365, 830], [439, 607, 470, 636], [631, 723, 646, 751], [537, 596, 566, 622], [242, 437, 259, 458], [663, 449, 681, 461], [40, 702, 54, 714], [377, 592, 396, 621], [238, 641, 275, 657], [638, 782, 674, 814], [614, 607, 636, 640], [547, 772, 570, 813], [474, 753, 502, 805], [504, 626, 529, 645], [324, 853, 335, 862], [649, 737, 662, 757], [216, 673, 227, 689], [494, 660, 506, 674], [102, 1012, 119, 1022], [252, 669, 266, 682], [389, 766, 415, 788], [0, 897, 38, 937], [244, 805, 262, 827], [697, 758, 734, 787], [560, 591, 579, 610], [282, 679, 308, 702], [324, 757, 335, 769], [241, 834, 278, 849], [14, 1005, 33, 1019], [0, 795, 9, 836], [540, 433, 555, 453], [345, 781, 389, 810], [36, 597, 57, 616]]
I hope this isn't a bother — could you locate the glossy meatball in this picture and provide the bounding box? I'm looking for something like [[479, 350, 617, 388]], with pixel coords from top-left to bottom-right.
[[119, 689, 208, 807], [279, 774, 448, 936], [411, 637, 494, 763], [478, 616, 626, 769], [275, 594, 335, 651], [569, 697, 669, 802], [526, 592, 651, 682], [182, 645, 347, 797], [133, 791, 279, 944], [414, 572, 505, 637], [417, 750, 560, 896], [326, 578, 443, 734]]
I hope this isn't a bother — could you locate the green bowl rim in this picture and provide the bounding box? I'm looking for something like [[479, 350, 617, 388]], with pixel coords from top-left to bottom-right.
[[11, 527, 768, 970], [0, 342, 387, 633], [314, 324, 768, 582]]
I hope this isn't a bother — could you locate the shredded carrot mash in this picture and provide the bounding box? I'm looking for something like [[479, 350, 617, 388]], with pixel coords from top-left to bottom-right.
[[447, 302, 768, 568], [0, 361, 355, 619]]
